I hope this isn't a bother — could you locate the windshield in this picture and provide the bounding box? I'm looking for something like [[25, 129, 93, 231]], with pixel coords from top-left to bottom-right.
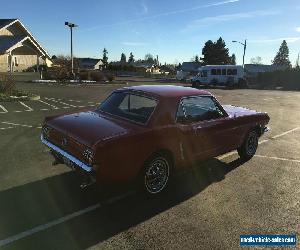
[[97, 92, 157, 124]]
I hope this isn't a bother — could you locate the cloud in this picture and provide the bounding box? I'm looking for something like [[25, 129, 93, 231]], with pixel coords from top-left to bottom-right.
[[249, 37, 300, 43], [183, 10, 279, 32], [141, 2, 148, 15], [121, 42, 148, 46], [296, 27, 300, 32], [82, 0, 240, 31]]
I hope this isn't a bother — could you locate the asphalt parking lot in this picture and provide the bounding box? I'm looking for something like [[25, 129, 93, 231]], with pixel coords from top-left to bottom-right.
[[0, 82, 299, 249]]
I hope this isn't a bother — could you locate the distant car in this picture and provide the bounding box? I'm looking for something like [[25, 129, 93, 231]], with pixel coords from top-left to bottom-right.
[[41, 85, 269, 195]]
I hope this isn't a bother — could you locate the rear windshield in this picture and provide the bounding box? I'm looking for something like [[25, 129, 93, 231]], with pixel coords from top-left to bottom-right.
[[97, 92, 157, 124]]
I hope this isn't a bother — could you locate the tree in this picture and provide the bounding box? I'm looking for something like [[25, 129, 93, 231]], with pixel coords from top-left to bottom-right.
[[120, 53, 126, 63], [145, 53, 154, 63], [102, 48, 108, 68], [195, 55, 199, 62], [201, 37, 231, 65], [272, 40, 291, 67], [250, 56, 262, 64], [128, 52, 134, 63], [295, 53, 299, 70], [230, 54, 236, 65]]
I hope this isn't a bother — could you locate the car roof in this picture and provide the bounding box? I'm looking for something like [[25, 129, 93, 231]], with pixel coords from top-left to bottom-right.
[[118, 85, 212, 98]]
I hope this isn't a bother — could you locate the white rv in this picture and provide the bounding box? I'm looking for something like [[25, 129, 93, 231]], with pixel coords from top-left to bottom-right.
[[191, 65, 245, 87]]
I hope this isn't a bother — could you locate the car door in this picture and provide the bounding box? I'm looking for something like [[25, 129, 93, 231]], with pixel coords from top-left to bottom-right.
[[176, 96, 236, 161]]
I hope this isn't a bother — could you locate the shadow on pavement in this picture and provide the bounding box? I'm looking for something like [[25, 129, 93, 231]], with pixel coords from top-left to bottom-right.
[[0, 157, 243, 249]]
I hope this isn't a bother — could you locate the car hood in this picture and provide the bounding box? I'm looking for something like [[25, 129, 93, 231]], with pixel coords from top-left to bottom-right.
[[46, 111, 131, 147], [222, 105, 258, 117]]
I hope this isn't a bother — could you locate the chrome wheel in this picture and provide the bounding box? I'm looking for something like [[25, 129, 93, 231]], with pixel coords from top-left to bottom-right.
[[245, 131, 258, 156], [144, 157, 169, 194]]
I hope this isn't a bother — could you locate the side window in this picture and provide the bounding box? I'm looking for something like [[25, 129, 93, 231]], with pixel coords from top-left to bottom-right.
[[232, 69, 237, 75], [202, 70, 208, 77], [222, 69, 227, 75], [177, 96, 226, 123], [216, 69, 221, 75], [211, 69, 216, 75]]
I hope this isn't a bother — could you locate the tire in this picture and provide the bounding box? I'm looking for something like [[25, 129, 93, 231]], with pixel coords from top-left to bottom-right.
[[141, 154, 171, 195], [238, 130, 258, 161]]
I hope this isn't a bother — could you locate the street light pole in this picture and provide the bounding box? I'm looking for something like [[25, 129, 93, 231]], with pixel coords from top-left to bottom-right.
[[65, 22, 78, 79], [232, 39, 247, 68]]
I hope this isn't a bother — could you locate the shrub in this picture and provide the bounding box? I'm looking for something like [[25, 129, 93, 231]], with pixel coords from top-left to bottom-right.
[[90, 71, 105, 81], [0, 74, 15, 95]]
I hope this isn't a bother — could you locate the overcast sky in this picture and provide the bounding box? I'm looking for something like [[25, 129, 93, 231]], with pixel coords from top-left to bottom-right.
[[1, 0, 300, 65]]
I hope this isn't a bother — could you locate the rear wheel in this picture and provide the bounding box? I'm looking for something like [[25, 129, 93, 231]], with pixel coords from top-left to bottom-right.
[[238, 130, 258, 161], [142, 154, 171, 195]]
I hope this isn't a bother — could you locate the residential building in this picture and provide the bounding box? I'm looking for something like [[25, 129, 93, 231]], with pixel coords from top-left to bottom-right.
[[0, 19, 52, 72]]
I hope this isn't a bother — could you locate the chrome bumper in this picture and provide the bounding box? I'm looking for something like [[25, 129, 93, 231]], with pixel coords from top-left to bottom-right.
[[41, 135, 93, 172]]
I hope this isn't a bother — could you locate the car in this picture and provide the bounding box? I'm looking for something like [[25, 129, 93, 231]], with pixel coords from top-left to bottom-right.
[[41, 85, 270, 195]]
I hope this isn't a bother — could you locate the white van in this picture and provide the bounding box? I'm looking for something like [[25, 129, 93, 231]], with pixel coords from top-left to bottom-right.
[[191, 65, 245, 87]]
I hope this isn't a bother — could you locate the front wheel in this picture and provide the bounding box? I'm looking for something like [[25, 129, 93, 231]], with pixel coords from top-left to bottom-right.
[[238, 130, 258, 161], [142, 155, 171, 195]]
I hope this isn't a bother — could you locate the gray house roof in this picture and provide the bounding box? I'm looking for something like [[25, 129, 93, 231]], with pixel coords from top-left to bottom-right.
[[181, 62, 202, 72], [76, 58, 102, 69], [0, 19, 17, 30], [0, 35, 26, 53], [0, 18, 51, 59]]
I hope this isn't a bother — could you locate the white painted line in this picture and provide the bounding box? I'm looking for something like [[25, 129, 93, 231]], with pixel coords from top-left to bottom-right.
[[258, 139, 269, 145], [45, 98, 77, 108], [13, 111, 23, 113], [0, 203, 101, 247], [0, 104, 8, 113], [0, 191, 133, 247], [38, 99, 58, 109], [0, 127, 14, 130], [1, 122, 33, 128], [271, 127, 300, 139], [68, 99, 82, 103], [19, 101, 33, 111], [40, 108, 49, 111], [217, 127, 300, 161], [36, 126, 42, 129], [255, 155, 300, 163], [217, 151, 237, 160]]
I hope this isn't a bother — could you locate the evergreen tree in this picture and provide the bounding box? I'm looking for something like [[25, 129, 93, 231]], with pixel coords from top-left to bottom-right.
[[120, 53, 126, 63], [201, 37, 231, 65], [102, 48, 108, 68], [128, 52, 134, 63], [272, 40, 291, 67], [230, 54, 236, 65], [195, 55, 199, 62]]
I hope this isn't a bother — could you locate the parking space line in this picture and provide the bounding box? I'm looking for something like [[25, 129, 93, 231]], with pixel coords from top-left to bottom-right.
[[45, 98, 77, 108], [218, 127, 300, 161], [0, 127, 14, 130], [270, 127, 300, 139], [1, 122, 33, 128], [255, 155, 300, 163], [0, 104, 8, 113], [19, 101, 33, 111], [38, 99, 58, 109], [0, 191, 134, 247]]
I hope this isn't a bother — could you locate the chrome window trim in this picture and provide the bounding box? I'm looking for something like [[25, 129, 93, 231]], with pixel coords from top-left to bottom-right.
[[41, 135, 92, 172]]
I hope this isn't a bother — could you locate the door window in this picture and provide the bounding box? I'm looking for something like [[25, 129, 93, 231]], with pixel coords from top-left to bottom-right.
[[177, 96, 226, 123]]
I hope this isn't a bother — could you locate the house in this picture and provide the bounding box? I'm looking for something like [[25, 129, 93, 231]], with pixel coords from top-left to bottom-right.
[[244, 64, 288, 76], [0, 19, 52, 72], [76, 57, 103, 70]]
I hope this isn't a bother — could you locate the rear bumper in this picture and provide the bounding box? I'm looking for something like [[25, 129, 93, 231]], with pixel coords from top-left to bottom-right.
[[41, 135, 93, 172]]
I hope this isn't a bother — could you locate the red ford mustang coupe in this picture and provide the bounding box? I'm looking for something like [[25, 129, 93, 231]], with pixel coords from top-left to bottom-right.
[[41, 85, 269, 194]]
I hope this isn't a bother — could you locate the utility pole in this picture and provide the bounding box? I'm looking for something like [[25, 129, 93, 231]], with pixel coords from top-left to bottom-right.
[[232, 39, 247, 68], [65, 22, 78, 79]]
